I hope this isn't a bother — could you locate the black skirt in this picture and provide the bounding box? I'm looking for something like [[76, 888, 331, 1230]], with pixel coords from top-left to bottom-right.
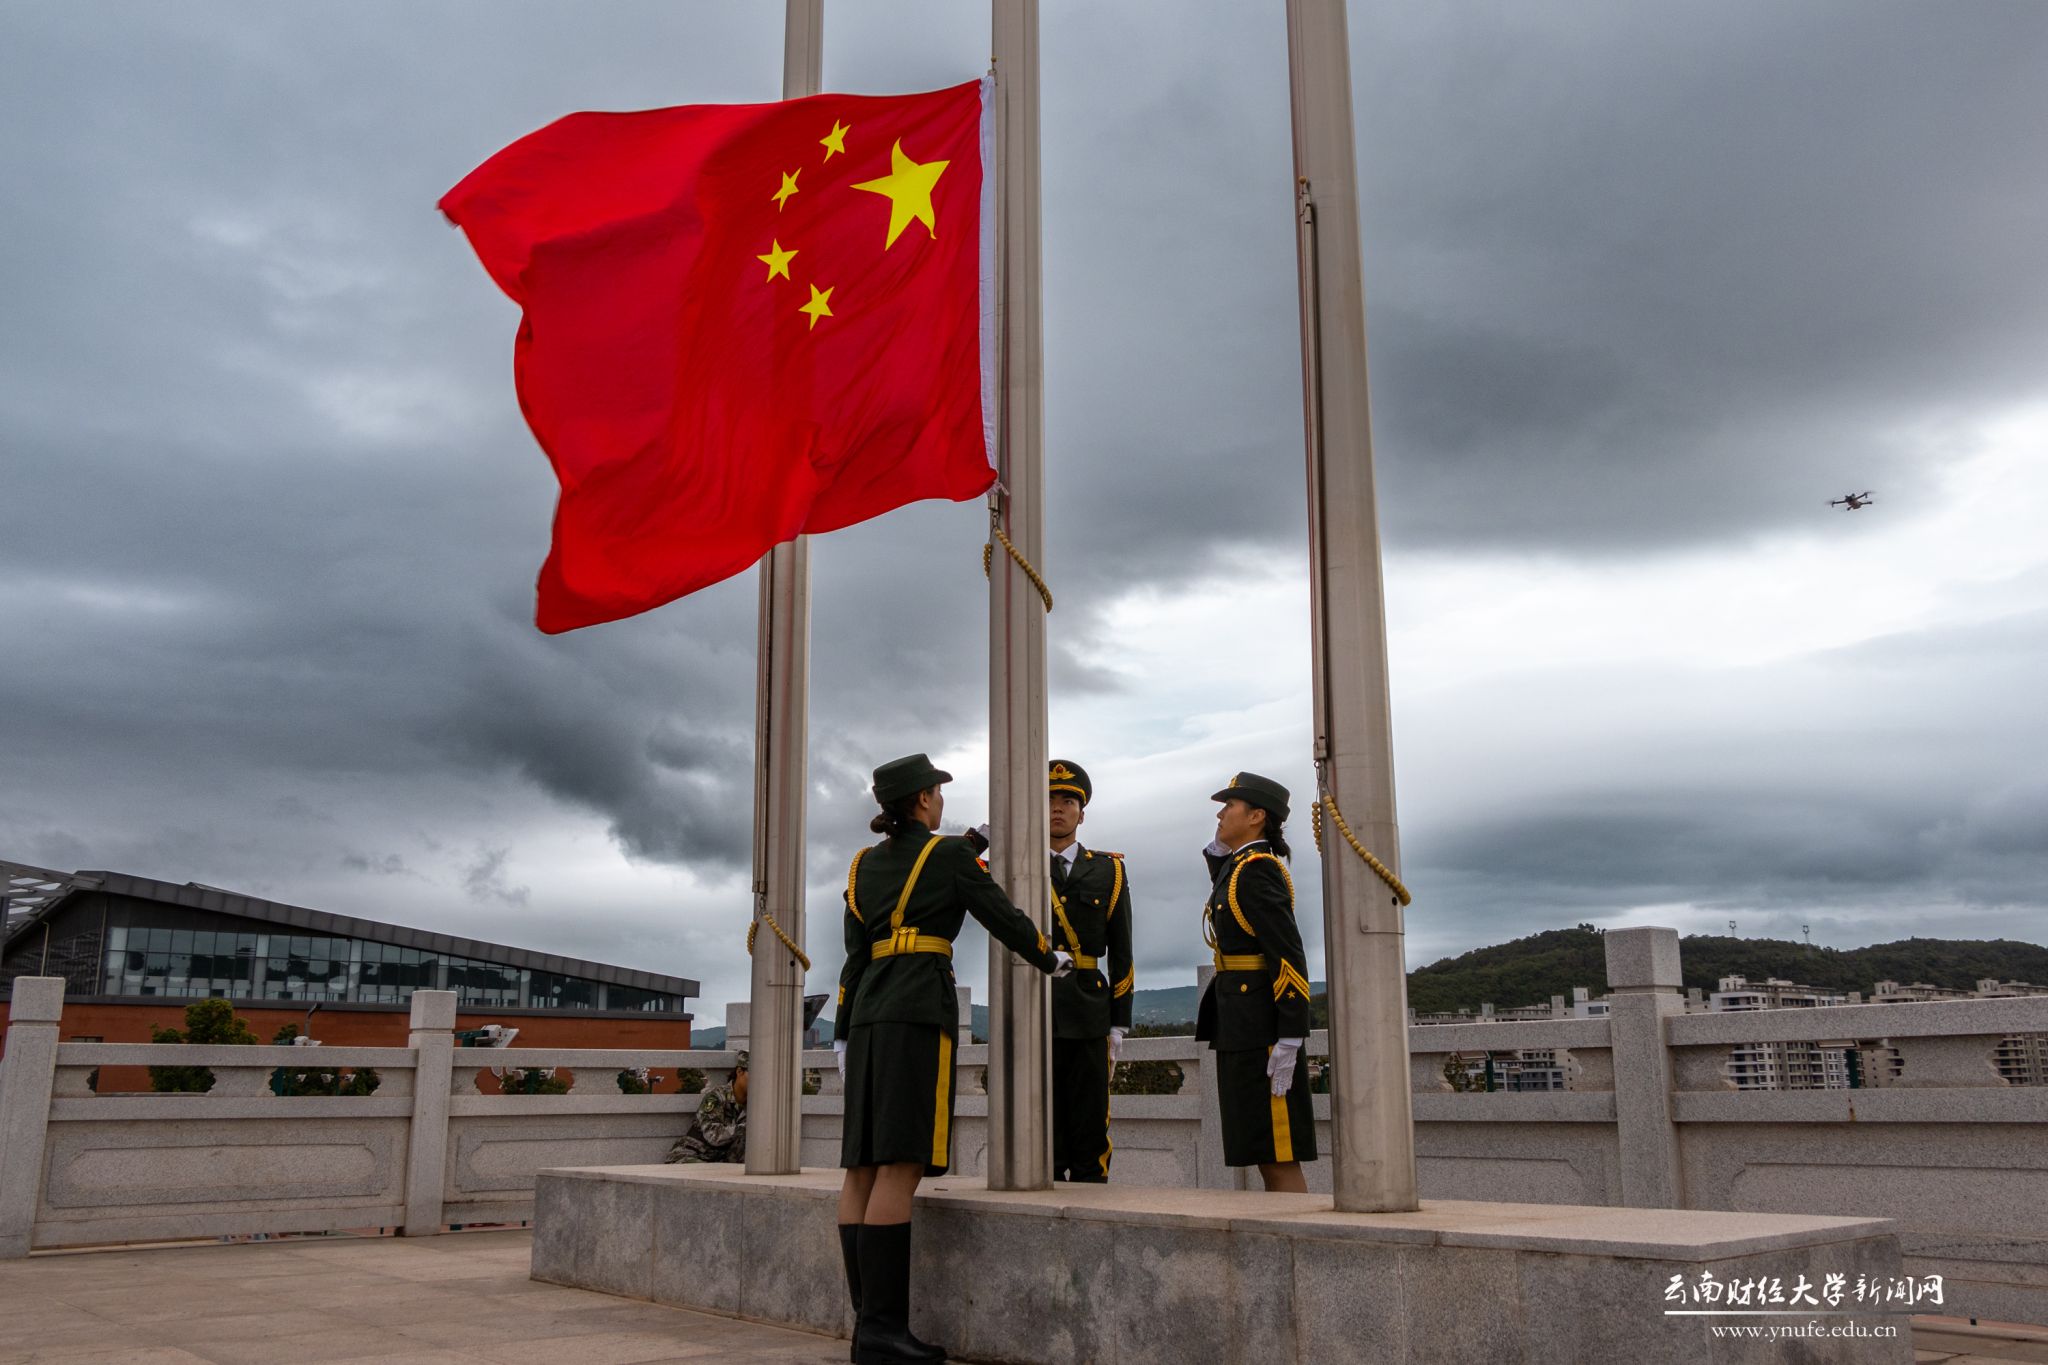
[[1216, 1045, 1317, 1167], [841, 1020, 958, 1176]]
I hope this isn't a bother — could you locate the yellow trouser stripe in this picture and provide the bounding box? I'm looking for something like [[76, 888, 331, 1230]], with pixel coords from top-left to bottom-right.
[[1098, 1034, 1114, 1177], [932, 1030, 955, 1168], [1269, 1045, 1295, 1163]]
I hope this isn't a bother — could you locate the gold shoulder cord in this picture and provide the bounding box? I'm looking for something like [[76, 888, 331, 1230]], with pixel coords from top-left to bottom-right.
[[1226, 851, 1294, 936], [845, 849, 868, 923]]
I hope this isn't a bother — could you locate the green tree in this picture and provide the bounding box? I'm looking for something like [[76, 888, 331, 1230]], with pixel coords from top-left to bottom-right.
[[268, 1024, 380, 1096], [148, 998, 259, 1093], [499, 1067, 572, 1095]]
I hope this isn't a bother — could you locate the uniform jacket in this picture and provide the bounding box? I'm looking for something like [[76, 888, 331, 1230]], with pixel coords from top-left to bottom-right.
[[1194, 840, 1314, 1051], [665, 1083, 746, 1164], [1049, 845, 1134, 1039], [838, 822, 1059, 1031]]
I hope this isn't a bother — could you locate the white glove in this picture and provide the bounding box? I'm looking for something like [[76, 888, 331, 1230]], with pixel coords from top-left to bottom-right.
[[1052, 949, 1074, 978], [833, 1039, 847, 1080], [1108, 1027, 1125, 1064], [1203, 838, 1229, 857], [1268, 1038, 1304, 1096], [965, 823, 991, 855]]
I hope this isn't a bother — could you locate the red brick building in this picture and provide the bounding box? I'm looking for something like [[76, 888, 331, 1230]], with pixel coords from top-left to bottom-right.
[[1, 862, 697, 1089]]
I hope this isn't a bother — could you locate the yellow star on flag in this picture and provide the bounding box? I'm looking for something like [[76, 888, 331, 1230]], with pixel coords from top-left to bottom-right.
[[756, 240, 798, 281], [772, 169, 800, 210], [820, 120, 849, 161], [798, 283, 834, 330], [852, 140, 949, 249]]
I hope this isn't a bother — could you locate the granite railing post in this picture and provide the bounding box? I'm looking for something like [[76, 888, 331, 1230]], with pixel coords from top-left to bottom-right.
[[401, 989, 458, 1237], [1604, 927, 1685, 1208], [0, 978, 65, 1257]]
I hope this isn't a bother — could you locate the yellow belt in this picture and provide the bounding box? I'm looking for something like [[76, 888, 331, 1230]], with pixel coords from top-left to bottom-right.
[[1065, 951, 1099, 970], [1214, 952, 1267, 973], [871, 926, 954, 960]]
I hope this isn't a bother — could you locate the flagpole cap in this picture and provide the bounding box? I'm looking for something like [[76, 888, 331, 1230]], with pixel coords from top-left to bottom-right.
[[873, 753, 953, 805], [1211, 771, 1290, 823], [1048, 759, 1092, 806]]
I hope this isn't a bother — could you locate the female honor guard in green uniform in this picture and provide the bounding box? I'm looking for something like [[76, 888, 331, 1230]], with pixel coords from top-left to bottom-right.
[[1194, 772, 1317, 1193], [835, 753, 1066, 1365]]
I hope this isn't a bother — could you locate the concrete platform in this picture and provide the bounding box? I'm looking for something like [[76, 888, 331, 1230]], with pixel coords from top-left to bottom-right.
[[530, 1166, 1918, 1363]]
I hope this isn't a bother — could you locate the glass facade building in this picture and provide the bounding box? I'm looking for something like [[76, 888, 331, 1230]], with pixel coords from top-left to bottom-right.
[[3, 869, 694, 1017]]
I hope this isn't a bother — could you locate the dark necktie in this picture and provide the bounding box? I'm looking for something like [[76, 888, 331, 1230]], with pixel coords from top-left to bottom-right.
[[1051, 853, 1068, 891]]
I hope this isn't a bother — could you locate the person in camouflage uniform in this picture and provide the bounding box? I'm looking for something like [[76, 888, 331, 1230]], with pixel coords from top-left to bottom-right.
[[666, 1050, 749, 1165]]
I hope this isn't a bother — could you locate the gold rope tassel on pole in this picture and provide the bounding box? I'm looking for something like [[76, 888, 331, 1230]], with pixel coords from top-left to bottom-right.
[[983, 507, 1053, 612], [745, 912, 812, 972], [1312, 794, 1412, 906]]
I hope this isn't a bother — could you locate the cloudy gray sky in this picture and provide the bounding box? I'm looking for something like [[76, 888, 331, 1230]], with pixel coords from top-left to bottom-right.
[[5, 2, 2045, 1025]]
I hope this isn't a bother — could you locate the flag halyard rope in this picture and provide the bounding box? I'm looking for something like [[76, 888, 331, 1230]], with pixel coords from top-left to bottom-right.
[[1311, 794, 1412, 906], [746, 911, 812, 971], [983, 506, 1053, 611]]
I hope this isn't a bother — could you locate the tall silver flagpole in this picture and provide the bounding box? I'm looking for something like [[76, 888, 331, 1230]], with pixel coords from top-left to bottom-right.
[[743, 0, 823, 1178], [1284, 0, 1419, 1212], [985, 0, 1053, 1193]]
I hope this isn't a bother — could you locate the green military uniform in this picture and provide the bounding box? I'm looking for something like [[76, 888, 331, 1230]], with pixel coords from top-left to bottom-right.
[[1047, 760, 1134, 1183], [839, 755, 1059, 1177], [1194, 773, 1317, 1168], [665, 1051, 747, 1165]]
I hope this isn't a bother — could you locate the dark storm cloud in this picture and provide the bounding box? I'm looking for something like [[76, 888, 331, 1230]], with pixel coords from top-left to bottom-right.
[[4, 2, 2045, 989], [1395, 606, 2048, 957]]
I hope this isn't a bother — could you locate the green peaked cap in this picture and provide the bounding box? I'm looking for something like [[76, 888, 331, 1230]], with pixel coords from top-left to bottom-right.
[[872, 752, 953, 805], [1211, 771, 1290, 823]]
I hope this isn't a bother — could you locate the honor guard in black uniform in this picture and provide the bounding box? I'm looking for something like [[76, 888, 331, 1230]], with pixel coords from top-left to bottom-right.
[[1194, 771, 1317, 1193], [1045, 760, 1135, 1183], [834, 753, 1066, 1365]]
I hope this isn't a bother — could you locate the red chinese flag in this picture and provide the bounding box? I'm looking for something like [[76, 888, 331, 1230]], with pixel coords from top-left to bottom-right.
[[441, 80, 993, 633]]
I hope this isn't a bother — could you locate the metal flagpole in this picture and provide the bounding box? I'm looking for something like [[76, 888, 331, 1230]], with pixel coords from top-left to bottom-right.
[[1284, 0, 1420, 1212], [743, 0, 823, 1178], [984, 0, 1053, 1193]]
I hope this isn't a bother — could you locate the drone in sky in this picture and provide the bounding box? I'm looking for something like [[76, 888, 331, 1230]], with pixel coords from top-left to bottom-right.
[[1827, 491, 1875, 511]]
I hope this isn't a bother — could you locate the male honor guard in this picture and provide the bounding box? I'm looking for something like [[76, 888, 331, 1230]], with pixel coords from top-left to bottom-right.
[[1046, 760, 1135, 1182]]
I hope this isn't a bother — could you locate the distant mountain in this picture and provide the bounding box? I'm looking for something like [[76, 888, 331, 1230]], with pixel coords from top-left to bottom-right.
[[712, 930, 2048, 1044], [1403, 925, 2048, 1015]]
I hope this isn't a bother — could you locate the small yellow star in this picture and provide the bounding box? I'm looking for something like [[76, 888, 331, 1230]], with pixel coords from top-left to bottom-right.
[[852, 140, 949, 249], [772, 169, 800, 211], [756, 239, 798, 282], [820, 120, 849, 161], [798, 283, 834, 330]]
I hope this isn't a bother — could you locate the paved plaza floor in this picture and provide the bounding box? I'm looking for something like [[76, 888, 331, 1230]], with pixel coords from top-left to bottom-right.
[[0, 1229, 850, 1365], [0, 1228, 2042, 1364]]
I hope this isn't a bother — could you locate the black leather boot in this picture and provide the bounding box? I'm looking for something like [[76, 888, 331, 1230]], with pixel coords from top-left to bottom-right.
[[839, 1224, 862, 1362], [855, 1222, 946, 1364]]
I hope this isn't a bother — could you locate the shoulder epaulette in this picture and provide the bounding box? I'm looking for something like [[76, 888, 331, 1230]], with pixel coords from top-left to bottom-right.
[[1094, 849, 1124, 859]]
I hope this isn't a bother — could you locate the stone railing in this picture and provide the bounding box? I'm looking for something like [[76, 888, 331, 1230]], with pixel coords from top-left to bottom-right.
[[3, 926, 2045, 1323]]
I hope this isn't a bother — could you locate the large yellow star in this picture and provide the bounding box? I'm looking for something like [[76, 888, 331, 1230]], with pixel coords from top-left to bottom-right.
[[756, 239, 797, 282], [852, 140, 949, 249], [798, 283, 834, 330], [772, 169, 800, 211], [820, 120, 849, 161]]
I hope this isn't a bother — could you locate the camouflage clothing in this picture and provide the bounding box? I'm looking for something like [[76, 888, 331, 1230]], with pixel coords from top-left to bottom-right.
[[666, 1083, 747, 1164]]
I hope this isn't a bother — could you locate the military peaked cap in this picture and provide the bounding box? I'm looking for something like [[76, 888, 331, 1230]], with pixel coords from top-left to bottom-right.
[[872, 753, 953, 805], [1048, 759, 1092, 806], [1211, 771, 1290, 823]]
